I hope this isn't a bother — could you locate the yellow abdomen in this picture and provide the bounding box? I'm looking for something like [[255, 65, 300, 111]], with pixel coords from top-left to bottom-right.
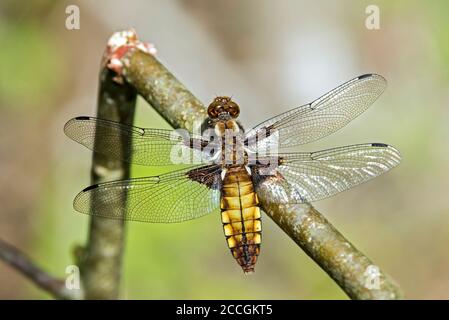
[[221, 167, 261, 274]]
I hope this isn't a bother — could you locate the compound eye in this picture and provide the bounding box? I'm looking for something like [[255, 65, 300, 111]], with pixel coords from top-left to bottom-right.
[[207, 105, 219, 118], [228, 105, 240, 118]]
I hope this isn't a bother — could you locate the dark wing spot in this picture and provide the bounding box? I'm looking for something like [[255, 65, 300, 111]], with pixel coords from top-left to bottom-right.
[[371, 143, 388, 147], [358, 73, 373, 80], [83, 184, 99, 192], [75, 116, 91, 120]]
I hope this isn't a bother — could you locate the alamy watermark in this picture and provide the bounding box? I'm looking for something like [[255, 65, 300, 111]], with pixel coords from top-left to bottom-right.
[[364, 265, 381, 290], [168, 121, 280, 175], [65, 265, 80, 290], [65, 5, 80, 30], [365, 5, 380, 30]]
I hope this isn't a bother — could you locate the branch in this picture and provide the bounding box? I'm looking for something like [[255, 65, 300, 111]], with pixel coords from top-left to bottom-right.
[[259, 202, 403, 299], [116, 30, 403, 299], [121, 45, 207, 131], [0, 238, 81, 300], [76, 31, 145, 299]]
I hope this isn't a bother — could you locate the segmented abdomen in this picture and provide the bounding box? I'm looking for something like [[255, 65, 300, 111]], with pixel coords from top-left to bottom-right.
[[221, 167, 261, 274]]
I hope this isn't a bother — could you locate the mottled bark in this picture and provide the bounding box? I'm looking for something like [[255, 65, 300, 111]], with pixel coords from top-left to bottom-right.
[[77, 66, 137, 299], [121, 49, 207, 131], [257, 201, 403, 299]]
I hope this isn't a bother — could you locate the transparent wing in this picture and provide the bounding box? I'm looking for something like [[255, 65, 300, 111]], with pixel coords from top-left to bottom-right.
[[252, 143, 401, 204], [245, 74, 387, 150], [64, 117, 213, 166], [73, 165, 222, 223]]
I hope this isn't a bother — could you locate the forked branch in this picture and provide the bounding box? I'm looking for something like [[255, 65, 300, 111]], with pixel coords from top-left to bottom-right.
[[0, 29, 403, 300]]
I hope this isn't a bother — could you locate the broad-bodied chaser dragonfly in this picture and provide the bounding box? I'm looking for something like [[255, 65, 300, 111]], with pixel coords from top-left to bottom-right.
[[64, 74, 401, 274]]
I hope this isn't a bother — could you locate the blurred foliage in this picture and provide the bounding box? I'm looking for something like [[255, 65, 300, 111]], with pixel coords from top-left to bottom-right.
[[0, 0, 67, 113], [0, 22, 66, 112]]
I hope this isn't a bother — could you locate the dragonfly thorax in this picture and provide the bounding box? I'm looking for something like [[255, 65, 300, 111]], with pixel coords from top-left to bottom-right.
[[212, 119, 246, 167], [214, 119, 240, 137]]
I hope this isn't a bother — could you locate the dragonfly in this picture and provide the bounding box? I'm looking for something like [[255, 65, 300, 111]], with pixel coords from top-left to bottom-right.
[[64, 74, 401, 274]]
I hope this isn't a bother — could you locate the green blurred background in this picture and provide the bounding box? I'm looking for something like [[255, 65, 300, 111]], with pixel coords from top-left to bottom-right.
[[1, 0, 448, 299]]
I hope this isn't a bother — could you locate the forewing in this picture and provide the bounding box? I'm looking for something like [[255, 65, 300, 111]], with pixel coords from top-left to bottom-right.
[[73, 165, 222, 223], [252, 143, 401, 204], [64, 117, 213, 166], [245, 74, 387, 150]]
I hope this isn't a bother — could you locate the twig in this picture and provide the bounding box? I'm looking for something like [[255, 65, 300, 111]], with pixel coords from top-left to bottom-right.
[[117, 31, 403, 299], [0, 238, 81, 300]]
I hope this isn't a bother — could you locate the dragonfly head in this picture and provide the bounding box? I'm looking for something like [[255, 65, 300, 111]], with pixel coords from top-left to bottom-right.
[[207, 96, 240, 119]]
